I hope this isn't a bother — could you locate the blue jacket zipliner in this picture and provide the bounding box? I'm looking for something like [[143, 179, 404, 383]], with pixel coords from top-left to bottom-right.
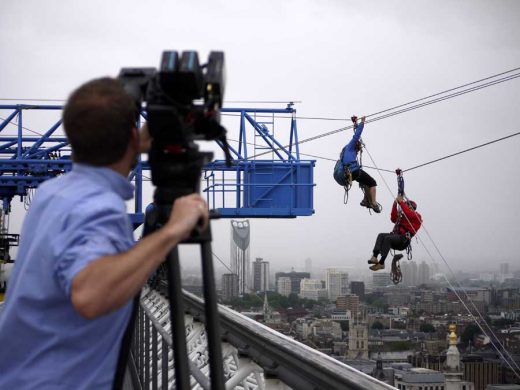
[[341, 121, 364, 172]]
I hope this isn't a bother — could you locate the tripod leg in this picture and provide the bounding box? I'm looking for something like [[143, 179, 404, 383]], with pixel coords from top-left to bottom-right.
[[200, 240, 226, 390], [166, 247, 191, 390]]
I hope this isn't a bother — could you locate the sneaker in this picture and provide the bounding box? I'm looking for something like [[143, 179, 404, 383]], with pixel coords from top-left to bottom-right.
[[369, 263, 385, 271], [367, 256, 378, 265], [371, 203, 382, 213], [393, 254, 404, 262], [360, 199, 369, 208]]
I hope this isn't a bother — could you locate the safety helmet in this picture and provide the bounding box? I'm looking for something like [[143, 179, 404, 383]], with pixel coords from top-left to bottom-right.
[[408, 200, 417, 210]]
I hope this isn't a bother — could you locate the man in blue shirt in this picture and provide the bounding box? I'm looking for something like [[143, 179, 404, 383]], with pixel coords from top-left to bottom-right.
[[0, 78, 208, 389], [341, 115, 380, 213]]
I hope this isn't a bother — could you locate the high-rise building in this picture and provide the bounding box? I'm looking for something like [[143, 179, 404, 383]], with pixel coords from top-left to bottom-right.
[[418, 261, 430, 285], [299, 278, 327, 301], [221, 273, 239, 302], [500, 262, 509, 275], [275, 270, 310, 295], [326, 268, 349, 301], [230, 220, 250, 295], [252, 257, 270, 292], [372, 272, 391, 288], [350, 281, 365, 301], [277, 277, 292, 297]]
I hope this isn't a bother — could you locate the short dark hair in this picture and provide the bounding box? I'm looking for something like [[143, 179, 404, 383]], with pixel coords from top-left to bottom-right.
[[63, 77, 136, 166]]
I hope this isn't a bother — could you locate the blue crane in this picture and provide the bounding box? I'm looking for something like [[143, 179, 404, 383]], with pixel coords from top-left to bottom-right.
[[0, 103, 315, 253]]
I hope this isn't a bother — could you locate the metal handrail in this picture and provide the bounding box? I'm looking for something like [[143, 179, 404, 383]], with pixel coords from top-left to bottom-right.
[[182, 291, 397, 390]]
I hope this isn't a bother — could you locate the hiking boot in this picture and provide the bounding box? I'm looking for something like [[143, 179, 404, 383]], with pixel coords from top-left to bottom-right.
[[369, 263, 385, 271], [367, 256, 378, 265], [360, 199, 369, 208], [371, 203, 382, 213], [393, 254, 404, 262]]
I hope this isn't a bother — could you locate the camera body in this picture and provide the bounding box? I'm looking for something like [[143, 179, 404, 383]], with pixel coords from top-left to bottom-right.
[[118, 51, 229, 205]]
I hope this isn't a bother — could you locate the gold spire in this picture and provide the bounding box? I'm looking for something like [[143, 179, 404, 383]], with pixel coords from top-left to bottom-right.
[[449, 324, 457, 346]]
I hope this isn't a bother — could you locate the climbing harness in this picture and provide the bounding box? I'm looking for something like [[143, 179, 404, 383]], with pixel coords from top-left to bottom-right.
[[390, 169, 414, 284]]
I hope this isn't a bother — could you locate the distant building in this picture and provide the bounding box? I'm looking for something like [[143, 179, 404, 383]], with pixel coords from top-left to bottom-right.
[[394, 367, 445, 390], [277, 276, 292, 297], [418, 261, 431, 285], [299, 278, 327, 301], [304, 258, 312, 274], [350, 281, 365, 301], [372, 272, 392, 288], [230, 220, 250, 294], [337, 294, 360, 316], [252, 257, 270, 292], [347, 321, 368, 359], [500, 263, 510, 275], [309, 319, 342, 342], [221, 273, 239, 302], [275, 270, 310, 295], [326, 268, 349, 301]]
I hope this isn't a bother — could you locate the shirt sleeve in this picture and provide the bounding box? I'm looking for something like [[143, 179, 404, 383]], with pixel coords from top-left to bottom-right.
[[351, 122, 364, 142], [52, 203, 134, 297]]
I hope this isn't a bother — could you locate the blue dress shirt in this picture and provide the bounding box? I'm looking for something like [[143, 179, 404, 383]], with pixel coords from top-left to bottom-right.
[[0, 164, 135, 389]]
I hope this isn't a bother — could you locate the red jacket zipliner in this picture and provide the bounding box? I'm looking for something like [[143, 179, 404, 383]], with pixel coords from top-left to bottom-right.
[[391, 200, 422, 237]]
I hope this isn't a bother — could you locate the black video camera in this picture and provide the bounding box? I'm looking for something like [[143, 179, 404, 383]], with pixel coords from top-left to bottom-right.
[[118, 51, 231, 206]]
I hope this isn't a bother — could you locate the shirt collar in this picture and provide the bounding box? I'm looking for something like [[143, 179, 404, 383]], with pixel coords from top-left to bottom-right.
[[72, 163, 135, 201]]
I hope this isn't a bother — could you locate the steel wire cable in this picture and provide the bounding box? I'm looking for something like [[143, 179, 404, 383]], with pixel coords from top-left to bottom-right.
[[365, 66, 520, 119], [251, 70, 520, 158], [226, 137, 395, 172], [363, 145, 520, 379], [402, 131, 520, 172]]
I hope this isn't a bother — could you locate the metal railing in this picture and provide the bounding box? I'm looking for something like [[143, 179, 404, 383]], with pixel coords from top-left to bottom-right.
[[129, 287, 397, 390]]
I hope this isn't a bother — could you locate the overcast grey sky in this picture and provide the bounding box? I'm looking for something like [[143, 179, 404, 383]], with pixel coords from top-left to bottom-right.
[[1, 0, 519, 281]]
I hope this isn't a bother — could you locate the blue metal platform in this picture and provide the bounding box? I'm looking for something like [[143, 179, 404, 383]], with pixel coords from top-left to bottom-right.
[[0, 104, 315, 222]]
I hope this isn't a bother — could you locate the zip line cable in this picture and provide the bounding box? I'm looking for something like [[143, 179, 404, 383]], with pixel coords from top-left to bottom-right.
[[364, 72, 520, 126], [420, 222, 520, 376], [364, 66, 520, 119], [363, 145, 520, 379], [226, 137, 394, 172], [251, 69, 520, 158], [402, 131, 520, 172]]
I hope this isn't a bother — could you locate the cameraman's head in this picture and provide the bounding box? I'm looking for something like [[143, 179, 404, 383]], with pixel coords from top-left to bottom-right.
[[63, 77, 137, 166]]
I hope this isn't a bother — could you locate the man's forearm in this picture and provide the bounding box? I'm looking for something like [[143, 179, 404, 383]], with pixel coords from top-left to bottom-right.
[[71, 227, 182, 319]]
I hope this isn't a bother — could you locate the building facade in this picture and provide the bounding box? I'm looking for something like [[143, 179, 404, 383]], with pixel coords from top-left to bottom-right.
[[275, 271, 310, 295], [221, 273, 239, 302], [326, 268, 349, 301], [277, 276, 292, 297], [230, 220, 251, 295], [252, 257, 270, 292], [299, 278, 327, 301], [350, 281, 365, 301]]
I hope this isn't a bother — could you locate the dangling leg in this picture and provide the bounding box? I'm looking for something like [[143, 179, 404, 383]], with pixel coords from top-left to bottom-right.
[[369, 233, 389, 270], [357, 170, 381, 213]]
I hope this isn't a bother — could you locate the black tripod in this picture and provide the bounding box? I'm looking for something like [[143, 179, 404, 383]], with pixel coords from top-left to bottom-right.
[[115, 150, 225, 390]]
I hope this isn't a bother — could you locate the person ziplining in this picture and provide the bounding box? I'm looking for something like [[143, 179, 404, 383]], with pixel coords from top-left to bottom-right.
[[367, 170, 422, 273], [333, 115, 381, 213]]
